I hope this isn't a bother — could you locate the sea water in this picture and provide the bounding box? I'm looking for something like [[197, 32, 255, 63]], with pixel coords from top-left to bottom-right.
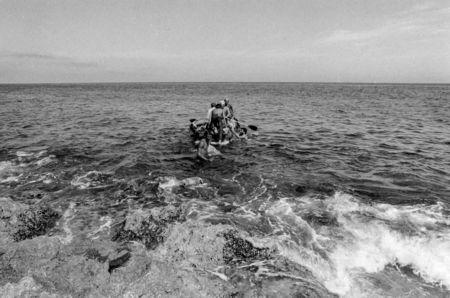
[[1, 82, 449, 296]]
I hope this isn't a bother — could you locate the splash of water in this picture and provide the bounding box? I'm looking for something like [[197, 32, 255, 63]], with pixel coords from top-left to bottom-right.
[[264, 192, 450, 296]]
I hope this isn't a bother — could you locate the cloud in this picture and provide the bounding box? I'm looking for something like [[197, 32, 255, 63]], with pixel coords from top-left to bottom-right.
[[0, 51, 99, 68], [320, 4, 450, 45]]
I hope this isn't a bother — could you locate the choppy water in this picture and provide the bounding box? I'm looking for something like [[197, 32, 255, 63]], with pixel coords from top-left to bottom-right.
[[1, 82, 450, 296]]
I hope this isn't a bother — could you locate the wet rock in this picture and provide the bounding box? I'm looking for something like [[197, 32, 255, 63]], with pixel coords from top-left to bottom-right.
[[10, 204, 60, 241], [294, 185, 308, 195], [112, 205, 183, 249], [156, 176, 180, 192], [217, 203, 239, 213], [20, 190, 46, 201], [180, 176, 204, 187], [217, 183, 243, 196], [302, 210, 338, 226], [222, 230, 273, 264]]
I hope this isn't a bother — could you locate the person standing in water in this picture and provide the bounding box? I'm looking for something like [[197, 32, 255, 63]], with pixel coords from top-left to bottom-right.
[[210, 102, 225, 143], [224, 98, 234, 119], [207, 102, 216, 125], [196, 130, 210, 161], [196, 130, 221, 160]]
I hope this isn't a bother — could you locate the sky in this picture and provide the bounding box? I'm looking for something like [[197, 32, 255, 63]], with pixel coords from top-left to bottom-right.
[[0, 0, 449, 83]]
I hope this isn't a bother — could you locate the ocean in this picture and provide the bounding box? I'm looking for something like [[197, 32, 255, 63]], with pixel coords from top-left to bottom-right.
[[1, 82, 449, 297]]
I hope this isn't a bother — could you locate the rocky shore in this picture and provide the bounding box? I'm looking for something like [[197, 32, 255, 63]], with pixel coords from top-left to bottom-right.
[[0, 176, 336, 297]]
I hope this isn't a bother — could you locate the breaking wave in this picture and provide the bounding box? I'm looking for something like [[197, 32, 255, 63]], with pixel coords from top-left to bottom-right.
[[265, 193, 450, 296]]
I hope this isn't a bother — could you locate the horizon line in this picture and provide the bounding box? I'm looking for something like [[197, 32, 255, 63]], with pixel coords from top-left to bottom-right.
[[1, 81, 449, 85]]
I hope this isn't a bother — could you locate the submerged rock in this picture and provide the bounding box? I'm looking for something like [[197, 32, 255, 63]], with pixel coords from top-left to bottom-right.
[[112, 205, 183, 249], [302, 209, 338, 226]]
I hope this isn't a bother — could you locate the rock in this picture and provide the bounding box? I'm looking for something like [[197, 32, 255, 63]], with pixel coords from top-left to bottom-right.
[[302, 210, 338, 226], [156, 176, 180, 192], [0, 219, 337, 297], [180, 177, 204, 187], [0, 264, 22, 286], [295, 185, 308, 195], [156, 221, 229, 268], [84, 248, 109, 263], [0, 198, 59, 243], [222, 230, 273, 264], [0, 197, 27, 220], [111, 205, 183, 249], [0, 276, 58, 298], [10, 204, 60, 241]]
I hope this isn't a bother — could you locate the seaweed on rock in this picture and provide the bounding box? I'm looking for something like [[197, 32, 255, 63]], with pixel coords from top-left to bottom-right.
[[11, 205, 60, 241], [223, 230, 272, 264]]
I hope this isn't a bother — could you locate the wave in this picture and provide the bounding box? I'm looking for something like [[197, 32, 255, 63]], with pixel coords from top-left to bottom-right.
[[0, 150, 56, 184], [264, 192, 450, 296]]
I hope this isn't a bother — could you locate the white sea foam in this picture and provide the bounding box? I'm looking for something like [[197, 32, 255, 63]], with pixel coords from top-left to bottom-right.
[[265, 193, 450, 296], [0, 161, 21, 183], [35, 155, 56, 167], [58, 202, 76, 244], [157, 176, 206, 192], [87, 216, 113, 239], [70, 171, 109, 189]]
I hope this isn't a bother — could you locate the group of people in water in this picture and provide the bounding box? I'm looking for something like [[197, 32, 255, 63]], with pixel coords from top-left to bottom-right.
[[191, 98, 248, 160]]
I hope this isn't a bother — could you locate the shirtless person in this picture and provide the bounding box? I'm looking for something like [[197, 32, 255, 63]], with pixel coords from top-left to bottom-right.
[[196, 131, 210, 161], [197, 131, 221, 160], [207, 102, 216, 125], [210, 103, 225, 143]]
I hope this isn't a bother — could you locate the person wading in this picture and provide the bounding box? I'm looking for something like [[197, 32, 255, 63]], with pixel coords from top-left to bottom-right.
[[210, 102, 225, 144]]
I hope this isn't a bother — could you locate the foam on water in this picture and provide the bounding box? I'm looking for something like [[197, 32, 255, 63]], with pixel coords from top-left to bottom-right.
[[1, 150, 57, 183], [0, 161, 21, 183], [265, 192, 450, 296], [70, 171, 111, 189], [57, 202, 76, 244], [87, 216, 113, 239]]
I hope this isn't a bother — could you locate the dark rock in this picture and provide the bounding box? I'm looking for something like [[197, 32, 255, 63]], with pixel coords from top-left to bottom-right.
[[312, 182, 336, 196], [108, 249, 131, 273], [10, 205, 60, 241], [302, 210, 338, 226], [84, 248, 108, 263], [294, 185, 307, 195], [217, 203, 238, 213], [112, 205, 183, 249], [222, 230, 272, 264]]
